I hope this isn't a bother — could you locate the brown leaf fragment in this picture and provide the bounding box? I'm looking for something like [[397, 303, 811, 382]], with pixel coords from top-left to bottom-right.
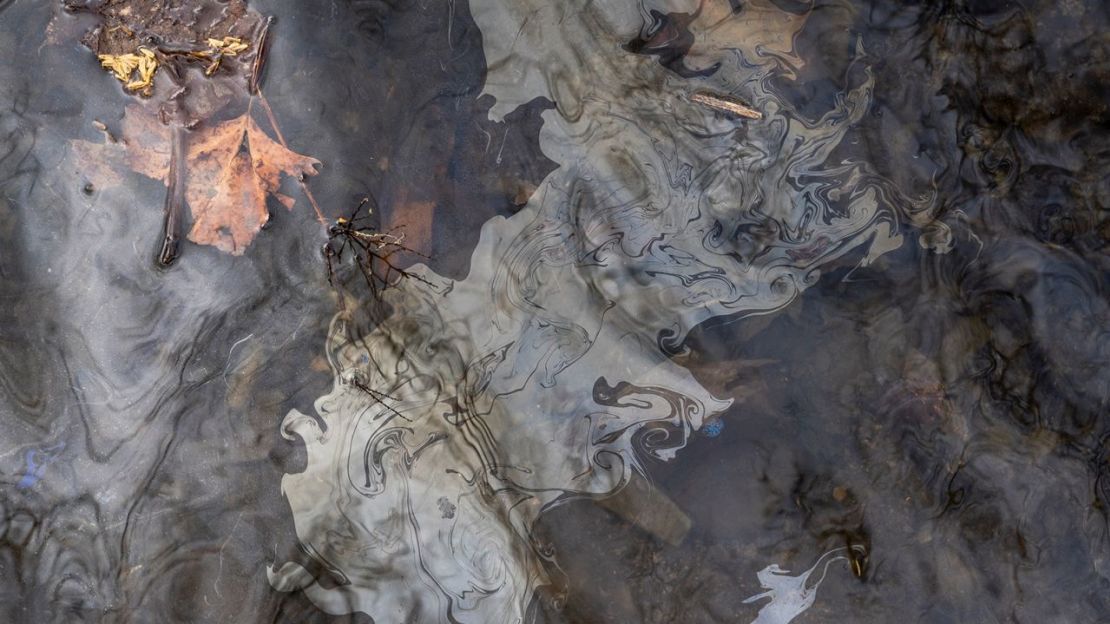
[[120, 109, 173, 179], [243, 117, 319, 198], [70, 108, 169, 190]]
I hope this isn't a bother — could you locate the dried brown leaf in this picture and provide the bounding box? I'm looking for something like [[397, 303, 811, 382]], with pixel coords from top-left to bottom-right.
[[71, 105, 319, 255]]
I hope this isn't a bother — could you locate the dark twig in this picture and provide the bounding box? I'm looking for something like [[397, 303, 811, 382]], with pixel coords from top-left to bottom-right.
[[322, 197, 436, 301], [349, 377, 410, 422], [249, 16, 273, 95], [158, 123, 187, 266]]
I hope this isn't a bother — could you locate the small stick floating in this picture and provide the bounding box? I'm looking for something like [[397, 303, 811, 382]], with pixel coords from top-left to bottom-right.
[[689, 91, 762, 120]]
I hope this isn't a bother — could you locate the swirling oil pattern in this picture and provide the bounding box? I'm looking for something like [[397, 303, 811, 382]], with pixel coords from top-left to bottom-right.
[[1, 0, 1109, 623], [268, 0, 931, 621]]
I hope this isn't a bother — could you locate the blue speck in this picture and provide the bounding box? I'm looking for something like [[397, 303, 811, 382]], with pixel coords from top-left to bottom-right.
[[15, 442, 65, 490], [703, 418, 725, 438]]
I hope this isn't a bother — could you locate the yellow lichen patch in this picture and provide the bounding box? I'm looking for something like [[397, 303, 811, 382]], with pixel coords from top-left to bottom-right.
[[128, 48, 158, 91], [207, 36, 249, 56], [98, 48, 158, 94], [99, 52, 140, 82], [96, 37, 250, 94], [199, 37, 250, 75]]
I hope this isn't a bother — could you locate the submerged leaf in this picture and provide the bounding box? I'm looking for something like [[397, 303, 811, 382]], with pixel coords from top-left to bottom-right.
[[71, 105, 320, 255]]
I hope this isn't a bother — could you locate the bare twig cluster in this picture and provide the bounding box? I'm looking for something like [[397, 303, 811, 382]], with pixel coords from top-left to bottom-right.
[[323, 197, 434, 300]]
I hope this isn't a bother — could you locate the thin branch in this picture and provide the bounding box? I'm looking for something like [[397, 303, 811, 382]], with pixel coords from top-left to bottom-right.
[[323, 197, 435, 300], [158, 123, 187, 266], [689, 90, 762, 120], [256, 90, 326, 224]]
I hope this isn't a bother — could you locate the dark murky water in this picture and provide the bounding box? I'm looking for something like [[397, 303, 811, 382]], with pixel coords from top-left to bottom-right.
[[1, 0, 1108, 622]]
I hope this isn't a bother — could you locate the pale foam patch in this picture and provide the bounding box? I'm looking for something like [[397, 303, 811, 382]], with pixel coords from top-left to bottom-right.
[[744, 547, 865, 624]]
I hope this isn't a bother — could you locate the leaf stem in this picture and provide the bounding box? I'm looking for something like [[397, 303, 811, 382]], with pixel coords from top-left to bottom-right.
[[256, 90, 326, 225], [158, 123, 187, 266]]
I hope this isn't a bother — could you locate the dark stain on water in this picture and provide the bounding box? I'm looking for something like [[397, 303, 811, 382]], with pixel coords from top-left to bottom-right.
[[0, 0, 1108, 622]]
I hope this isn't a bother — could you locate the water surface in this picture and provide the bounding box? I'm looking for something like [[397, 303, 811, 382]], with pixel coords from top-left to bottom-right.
[[0, 1, 1108, 622]]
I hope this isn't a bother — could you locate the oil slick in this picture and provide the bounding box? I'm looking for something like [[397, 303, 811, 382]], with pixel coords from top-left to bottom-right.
[[271, 0, 930, 621], [744, 547, 864, 624]]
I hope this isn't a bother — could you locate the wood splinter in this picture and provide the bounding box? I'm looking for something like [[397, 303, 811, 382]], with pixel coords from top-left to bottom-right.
[[689, 91, 763, 120]]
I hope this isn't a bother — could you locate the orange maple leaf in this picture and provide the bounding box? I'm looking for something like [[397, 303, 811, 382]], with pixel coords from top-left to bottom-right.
[[186, 111, 319, 253], [72, 105, 320, 255]]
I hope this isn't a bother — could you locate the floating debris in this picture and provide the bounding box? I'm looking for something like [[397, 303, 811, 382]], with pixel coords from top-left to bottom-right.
[[207, 36, 249, 55], [197, 36, 251, 75], [96, 37, 252, 93], [689, 90, 763, 120], [324, 198, 435, 301], [62, 0, 317, 265]]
